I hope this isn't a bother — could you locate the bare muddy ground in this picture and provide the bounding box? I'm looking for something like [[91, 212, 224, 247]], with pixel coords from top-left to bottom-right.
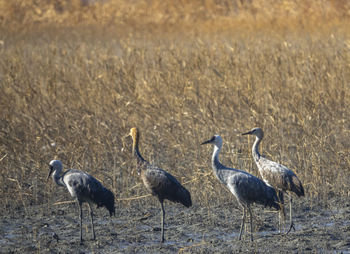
[[1, 197, 349, 253]]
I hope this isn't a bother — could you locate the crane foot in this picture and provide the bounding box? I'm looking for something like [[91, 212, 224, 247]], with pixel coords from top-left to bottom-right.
[[286, 222, 295, 235]]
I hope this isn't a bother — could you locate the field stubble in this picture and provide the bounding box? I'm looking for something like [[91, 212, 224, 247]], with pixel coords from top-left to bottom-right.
[[0, 25, 349, 216]]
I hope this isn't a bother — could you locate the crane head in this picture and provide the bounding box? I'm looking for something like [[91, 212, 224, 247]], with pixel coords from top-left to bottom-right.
[[242, 127, 264, 139], [128, 127, 139, 154], [201, 135, 223, 148], [129, 127, 138, 139], [47, 160, 63, 181]]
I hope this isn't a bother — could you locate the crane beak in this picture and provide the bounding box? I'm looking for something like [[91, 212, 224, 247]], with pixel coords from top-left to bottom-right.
[[201, 139, 211, 145], [125, 130, 135, 154], [242, 130, 253, 136], [47, 166, 53, 181], [122, 133, 130, 139], [201, 136, 215, 145], [201, 135, 216, 145]]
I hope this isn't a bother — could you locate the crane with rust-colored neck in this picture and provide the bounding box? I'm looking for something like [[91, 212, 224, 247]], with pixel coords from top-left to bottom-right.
[[128, 127, 191, 243]]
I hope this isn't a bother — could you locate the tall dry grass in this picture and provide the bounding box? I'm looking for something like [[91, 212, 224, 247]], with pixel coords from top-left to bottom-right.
[[0, 1, 349, 214], [1, 0, 350, 32]]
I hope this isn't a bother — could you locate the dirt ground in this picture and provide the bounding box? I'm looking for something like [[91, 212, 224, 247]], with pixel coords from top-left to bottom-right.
[[1, 196, 349, 253]]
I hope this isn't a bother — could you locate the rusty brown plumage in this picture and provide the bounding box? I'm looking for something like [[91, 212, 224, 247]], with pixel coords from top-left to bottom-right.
[[128, 127, 191, 242]]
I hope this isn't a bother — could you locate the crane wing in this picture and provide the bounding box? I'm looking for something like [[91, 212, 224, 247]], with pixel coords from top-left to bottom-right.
[[258, 157, 304, 196], [228, 172, 279, 209], [143, 165, 191, 207]]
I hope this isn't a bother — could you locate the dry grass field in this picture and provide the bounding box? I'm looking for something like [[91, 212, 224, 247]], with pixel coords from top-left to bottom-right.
[[0, 1, 350, 251], [1, 0, 350, 211]]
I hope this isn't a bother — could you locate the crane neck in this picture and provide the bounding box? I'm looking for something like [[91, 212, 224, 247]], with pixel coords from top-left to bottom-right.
[[252, 136, 262, 162], [211, 144, 226, 184], [132, 133, 146, 165], [51, 168, 66, 187]]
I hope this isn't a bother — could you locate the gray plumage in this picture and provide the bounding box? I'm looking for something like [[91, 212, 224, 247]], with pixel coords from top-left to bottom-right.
[[129, 127, 191, 243], [242, 127, 304, 233], [201, 135, 280, 241], [47, 160, 115, 243]]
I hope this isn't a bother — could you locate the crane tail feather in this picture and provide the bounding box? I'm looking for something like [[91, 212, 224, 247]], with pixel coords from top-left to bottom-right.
[[265, 185, 281, 211], [176, 186, 192, 208], [291, 175, 305, 197], [92, 187, 115, 216]]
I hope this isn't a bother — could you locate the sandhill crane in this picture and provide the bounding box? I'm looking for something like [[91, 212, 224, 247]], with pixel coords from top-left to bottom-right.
[[47, 160, 115, 243], [128, 127, 192, 243], [201, 135, 280, 241], [242, 127, 304, 234]]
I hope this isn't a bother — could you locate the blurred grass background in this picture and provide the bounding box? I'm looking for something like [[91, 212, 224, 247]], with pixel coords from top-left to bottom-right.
[[0, 0, 349, 214]]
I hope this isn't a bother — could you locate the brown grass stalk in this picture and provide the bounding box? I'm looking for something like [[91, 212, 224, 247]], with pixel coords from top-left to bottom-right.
[[0, 1, 349, 215]]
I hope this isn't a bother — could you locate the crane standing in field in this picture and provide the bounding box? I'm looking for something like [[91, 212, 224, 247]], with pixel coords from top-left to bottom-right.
[[128, 127, 192, 243], [242, 127, 304, 234], [47, 160, 115, 243], [201, 135, 280, 241]]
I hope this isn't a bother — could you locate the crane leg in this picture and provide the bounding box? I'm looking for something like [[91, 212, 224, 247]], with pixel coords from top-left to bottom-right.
[[78, 201, 83, 244], [244, 207, 248, 234], [286, 195, 295, 234], [239, 207, 246, 240], [277, 190, 285, 233], [278, 208, 285, 233], [88, 203, 96, 240], [160, 201, 165, 243], [248, 206, 253, 242]]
